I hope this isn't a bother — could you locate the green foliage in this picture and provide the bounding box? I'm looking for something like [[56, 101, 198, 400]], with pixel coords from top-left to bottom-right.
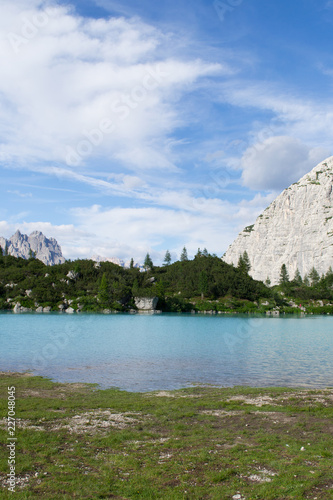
[[279, 263, 289, 285], [308, 266, 320, 286], [143, 252, 153, 270], [237, 251, 251, 274], [180, 246, 188, 262], [1, 254, 333, 314], [28, 248, 36, 259], [199, 270, 208, 298], [163, 250, 171, 266], [195, 248, 202, 258], [293, 268, 303, 286], [98, 272, 110, 306], [153, 255, 270, 303]]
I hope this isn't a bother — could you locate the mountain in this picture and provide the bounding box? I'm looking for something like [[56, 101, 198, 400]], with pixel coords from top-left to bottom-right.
[[91, 255, 140, 268], [223, 156, 333, 285], [0, 230, 65, 266]]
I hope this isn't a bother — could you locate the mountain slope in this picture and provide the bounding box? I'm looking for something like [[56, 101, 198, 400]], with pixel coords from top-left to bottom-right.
[[223, 156, 333, 284], [0, 230, 65, 265]]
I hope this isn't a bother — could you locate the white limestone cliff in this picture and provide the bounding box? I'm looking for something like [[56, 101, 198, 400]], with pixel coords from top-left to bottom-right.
[[222, 156, 333, 285], [0, 230, 65, 266]]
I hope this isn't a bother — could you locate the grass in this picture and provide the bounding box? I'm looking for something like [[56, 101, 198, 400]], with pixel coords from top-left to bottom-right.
[[0, 373, 332, 499]]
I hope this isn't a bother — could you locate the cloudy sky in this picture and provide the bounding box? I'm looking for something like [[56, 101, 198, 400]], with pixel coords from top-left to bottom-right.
[[0, 0, 332, 264]]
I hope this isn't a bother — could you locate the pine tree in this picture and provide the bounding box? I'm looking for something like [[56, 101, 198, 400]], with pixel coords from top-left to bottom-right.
[[130, 258, 134, 269], [326, 266, 333, 277], [293, 268, 303, 286], [308, 267, 320, 286], [144, 253, 153, 270], [237, 251, 251, 274], [202, 248, 209, 257], [180, 246, 188, 262], [279, 264, 289, 284], [303, 274, 310, 287], [163, 250, 171, 266], [195, 248, 202, 258]]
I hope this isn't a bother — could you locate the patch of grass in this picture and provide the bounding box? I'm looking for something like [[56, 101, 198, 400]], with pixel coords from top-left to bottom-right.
[[0, 374, 333, 499]]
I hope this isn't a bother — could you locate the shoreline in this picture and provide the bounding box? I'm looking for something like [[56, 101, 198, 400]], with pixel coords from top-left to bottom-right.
[[1, 308, 332, 316], [0, 372, 332, 499], [1, 371, 333, 393]]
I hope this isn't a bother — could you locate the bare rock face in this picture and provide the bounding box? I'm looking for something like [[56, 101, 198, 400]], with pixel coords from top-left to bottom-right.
[[134, 297, 159, 311], [223, 156, 333, 285], [0, 230, 65, 266]]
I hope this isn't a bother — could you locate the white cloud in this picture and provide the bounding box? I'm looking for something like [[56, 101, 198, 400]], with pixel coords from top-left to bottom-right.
[[239, 136, 329, 191], [0, 2, 223, 175], [220, 80, 333, 156], [0, 182, 291, 264]]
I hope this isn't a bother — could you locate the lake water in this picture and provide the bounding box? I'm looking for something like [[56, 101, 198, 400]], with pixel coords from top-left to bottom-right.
[[1, 313, 332, 392]]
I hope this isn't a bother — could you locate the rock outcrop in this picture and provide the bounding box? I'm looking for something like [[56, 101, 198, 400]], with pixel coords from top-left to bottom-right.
[[134, 296, 159, 311], [223, 156, 333, 285], [0, 230, 65, 266]]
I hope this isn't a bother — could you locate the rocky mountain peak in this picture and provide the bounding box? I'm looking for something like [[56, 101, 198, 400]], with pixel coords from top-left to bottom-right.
[[0, 230, 65, 266], [223, 156, 333, 285]]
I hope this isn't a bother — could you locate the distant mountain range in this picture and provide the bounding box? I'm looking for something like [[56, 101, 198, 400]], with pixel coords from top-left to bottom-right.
[[223, 156, 333, 284], [0, 230, 65, 266], [0, 230, 141, 268], [91, 255, 140, 269], [4, 155, 333, 280]]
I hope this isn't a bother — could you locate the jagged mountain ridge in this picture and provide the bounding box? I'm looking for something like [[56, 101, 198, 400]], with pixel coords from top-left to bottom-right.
[[223, 156, 333, 285], [0, 230, 65, 266]]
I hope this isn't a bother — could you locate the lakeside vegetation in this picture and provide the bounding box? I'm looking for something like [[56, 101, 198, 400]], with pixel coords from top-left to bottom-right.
[[0, 373, 332, 499], [0, 251, 333, 314]]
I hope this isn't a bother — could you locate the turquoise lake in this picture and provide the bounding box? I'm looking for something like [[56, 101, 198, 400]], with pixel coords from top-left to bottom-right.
[[0, 313, 332, 391]]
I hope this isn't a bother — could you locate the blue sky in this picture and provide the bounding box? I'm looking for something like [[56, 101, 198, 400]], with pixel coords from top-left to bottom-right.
[[0, 0, 332, 264]]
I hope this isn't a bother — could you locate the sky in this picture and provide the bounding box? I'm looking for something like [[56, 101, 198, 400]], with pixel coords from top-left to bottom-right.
[[0, 0, 332, 264]]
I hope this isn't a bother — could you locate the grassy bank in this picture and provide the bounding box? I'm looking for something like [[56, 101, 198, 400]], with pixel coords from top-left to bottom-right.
[[0, 373, 332, 499]]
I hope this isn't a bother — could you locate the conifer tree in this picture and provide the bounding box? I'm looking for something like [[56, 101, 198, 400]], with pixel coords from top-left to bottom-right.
[[279, 264, 289, 284], [144, 253, 153, 270], [308, 267, 320, 286], [180, 246, 188, 262], [163, 250, 171, 266], [195, 248, 202, 258], [238, 251, 251, 274], [293, 268, 303, 286]]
